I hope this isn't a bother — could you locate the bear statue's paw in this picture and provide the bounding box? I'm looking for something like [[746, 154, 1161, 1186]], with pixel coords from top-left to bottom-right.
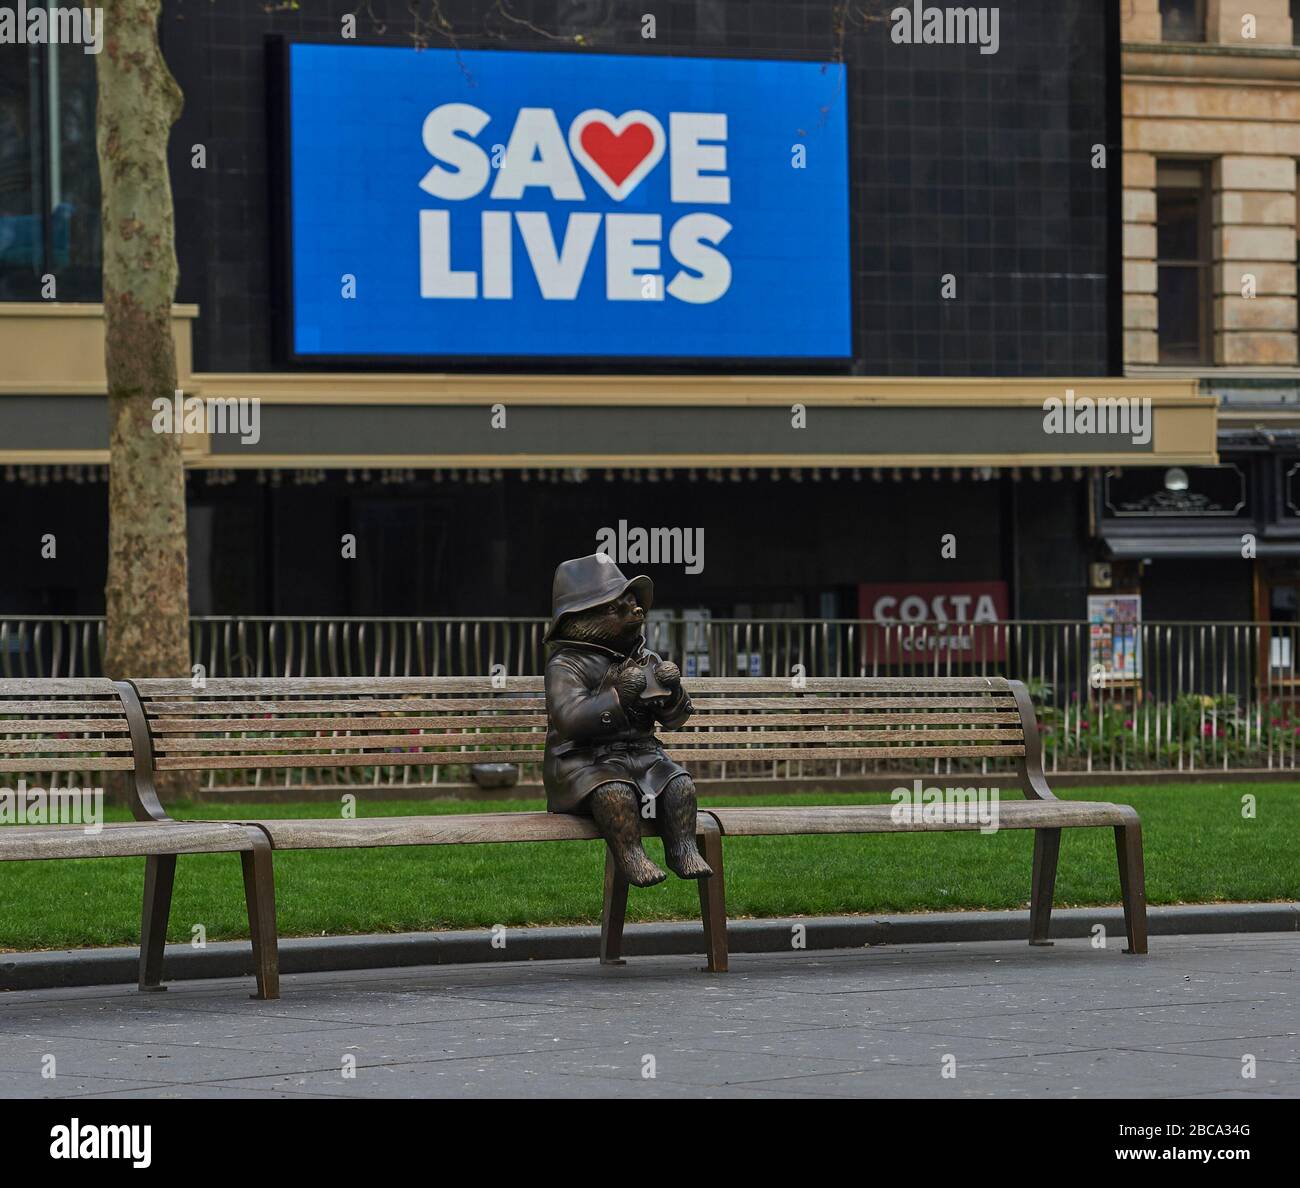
[[618, 846, 669, 887], [665, 844, 714, 881]]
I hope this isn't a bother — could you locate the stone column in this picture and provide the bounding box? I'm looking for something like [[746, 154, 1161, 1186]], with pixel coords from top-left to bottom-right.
[[1123, 0, 1162, 42], [1214, 156, 1298, 364], [1124, 152, 1159, 364], [1206, 0, 1293, 46]]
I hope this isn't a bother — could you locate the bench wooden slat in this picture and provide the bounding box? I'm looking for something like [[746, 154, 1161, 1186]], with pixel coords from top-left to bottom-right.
[[154, 731, 546, 753], [0, 820, 252, 860], [683, 696, 1018, 710], [0, 701, 128, 715], [0, 737, 135, 754], [690, 712, 1022, 726], [231, 811, 716, 851], [0, 756, 137, 772], [142, 697, 547, 714], [705, 801, 1129, 835], [153, 751, 542, 770], [144, 710, 1021, 733], [0, 719, 131, 734], [134, 676, 1010, 696], [143, 695, 1015, 714], [134, 677, 544, 695], [148, 714, 552, 732], [0, 679, 119, 695], [152, 727, 1022, 753], [153, 743, 1025, 770], [677, 728, 1025, 743], [688, 678, 1012, 692]]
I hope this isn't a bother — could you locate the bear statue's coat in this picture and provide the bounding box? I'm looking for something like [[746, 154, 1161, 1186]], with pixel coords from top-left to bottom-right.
[[541, 555, 693, 815]]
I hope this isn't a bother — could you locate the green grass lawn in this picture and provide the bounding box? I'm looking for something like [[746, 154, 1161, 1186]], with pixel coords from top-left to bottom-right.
[[1, 784, 1296, 952]]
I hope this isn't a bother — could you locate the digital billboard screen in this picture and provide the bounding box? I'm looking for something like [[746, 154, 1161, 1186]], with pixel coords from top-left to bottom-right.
[[283, 43, 851, 362]]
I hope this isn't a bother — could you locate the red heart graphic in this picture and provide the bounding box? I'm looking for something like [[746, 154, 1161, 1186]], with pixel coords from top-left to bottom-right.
[[579, 122, 656, 188]]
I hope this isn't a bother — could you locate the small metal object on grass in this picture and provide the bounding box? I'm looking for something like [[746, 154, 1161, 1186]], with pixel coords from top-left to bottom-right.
[[471, 763, 520, 789]]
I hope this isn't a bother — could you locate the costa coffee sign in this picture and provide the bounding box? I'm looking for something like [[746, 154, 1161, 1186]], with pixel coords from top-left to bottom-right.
[[857, 581, 1010, 664]]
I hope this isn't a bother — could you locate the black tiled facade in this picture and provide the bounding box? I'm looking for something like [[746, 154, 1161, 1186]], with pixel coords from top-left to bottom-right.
[[162, 0, 1117, 376]]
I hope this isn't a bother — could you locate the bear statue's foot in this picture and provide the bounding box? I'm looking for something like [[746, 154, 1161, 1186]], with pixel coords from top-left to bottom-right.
[[617, 845, 669, 887], [664, 844, 713, 881], [590, 781, 668, 888], [659, 773, 713, 880]]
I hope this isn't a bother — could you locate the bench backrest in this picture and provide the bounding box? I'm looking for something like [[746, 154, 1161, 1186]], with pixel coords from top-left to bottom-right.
[[122, 675, 1032, 792], [0, 678, 136, 784], [672, 676, 1027, 766], [126, 678, 548, 778]]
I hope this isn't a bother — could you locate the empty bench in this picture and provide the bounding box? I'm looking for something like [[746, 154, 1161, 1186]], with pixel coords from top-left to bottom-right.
[[0, 679, 277, 998], [621, 676, 1147, 968]]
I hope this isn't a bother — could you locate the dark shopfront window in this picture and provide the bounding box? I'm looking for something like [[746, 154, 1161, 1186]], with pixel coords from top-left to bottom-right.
[[0, 41, 101, 301], [1156, 161, 1213, 365]]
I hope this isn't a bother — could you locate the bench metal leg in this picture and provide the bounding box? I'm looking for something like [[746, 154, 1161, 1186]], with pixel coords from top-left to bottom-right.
[[138, 854, 177, 991], [240, 831, 280, 999], [697, 828, 728, 973], [1114, 813, 1149, 955], [1028, 827, 1061, 947], [600, 847, 629, 965]]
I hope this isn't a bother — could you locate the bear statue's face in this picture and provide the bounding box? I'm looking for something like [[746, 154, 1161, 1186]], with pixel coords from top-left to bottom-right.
[[557, 591, 645, 653]]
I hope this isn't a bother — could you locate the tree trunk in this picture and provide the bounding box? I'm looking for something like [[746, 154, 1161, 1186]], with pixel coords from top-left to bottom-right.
[[96, 0, 190, 682]]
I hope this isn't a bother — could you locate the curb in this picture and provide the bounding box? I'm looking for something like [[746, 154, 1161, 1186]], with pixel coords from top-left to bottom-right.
[[2, 903, 1296, 993]]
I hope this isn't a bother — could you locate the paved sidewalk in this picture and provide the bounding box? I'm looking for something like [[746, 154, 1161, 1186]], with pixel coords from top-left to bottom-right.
[[1, 933, 1296, 1098]]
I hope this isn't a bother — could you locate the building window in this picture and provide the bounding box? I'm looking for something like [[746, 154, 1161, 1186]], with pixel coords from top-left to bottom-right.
[[1161, 0, 1205, 42], [1156, 161, 1212, 365], [0, 41, 101, 301], [1294, 0, 1300, 46]]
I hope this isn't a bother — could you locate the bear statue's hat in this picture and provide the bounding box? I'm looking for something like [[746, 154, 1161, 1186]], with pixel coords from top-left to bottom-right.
[[545, 554, 653, 642]]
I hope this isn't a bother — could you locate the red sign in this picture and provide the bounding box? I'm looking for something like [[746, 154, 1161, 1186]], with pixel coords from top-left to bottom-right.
[[857, 581, 1010, 665]]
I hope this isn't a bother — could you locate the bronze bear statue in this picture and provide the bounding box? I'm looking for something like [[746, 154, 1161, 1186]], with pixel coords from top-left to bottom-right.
[[542, 554, 712, 887]]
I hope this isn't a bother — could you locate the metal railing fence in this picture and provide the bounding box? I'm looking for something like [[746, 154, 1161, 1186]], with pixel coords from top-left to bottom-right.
[[2, 614, 1297, 776]]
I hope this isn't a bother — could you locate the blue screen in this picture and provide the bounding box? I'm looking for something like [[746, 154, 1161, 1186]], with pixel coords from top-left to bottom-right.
[[287, 44, 851, 360]]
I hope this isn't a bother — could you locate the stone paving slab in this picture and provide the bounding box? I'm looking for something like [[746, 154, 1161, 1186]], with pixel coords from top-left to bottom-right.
[[0, 932, 1296, 1099]]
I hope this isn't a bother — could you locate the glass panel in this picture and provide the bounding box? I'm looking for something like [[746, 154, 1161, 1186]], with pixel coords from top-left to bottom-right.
[[0, 44, 44, 299], [1161, 0, 1204, 42], [1157, 264, 1206, 363], [50, 39, 101, 300], [1270, 584, 1298, 622], [1157, 189, 1201, 262]]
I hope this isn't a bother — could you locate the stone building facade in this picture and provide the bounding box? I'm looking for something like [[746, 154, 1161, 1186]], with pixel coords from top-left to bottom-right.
[[1122, 0, 1300, 366], [1114, 0, 1300, 641]]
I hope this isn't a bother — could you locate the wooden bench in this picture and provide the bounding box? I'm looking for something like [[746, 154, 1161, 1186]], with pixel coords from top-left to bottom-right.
[[5, 674, 1146, 1000], [0, 679, 277, 998], [646, 676, 1149, 967], [117, 677, 727, 1000]]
